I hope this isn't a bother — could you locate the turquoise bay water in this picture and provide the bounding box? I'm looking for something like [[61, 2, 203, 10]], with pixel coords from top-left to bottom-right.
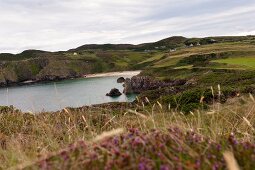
[[0, 76, 137, 112]]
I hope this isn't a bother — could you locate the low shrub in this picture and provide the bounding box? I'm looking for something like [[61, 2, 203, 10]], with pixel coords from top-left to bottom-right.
[[162, 88, 213, 113]]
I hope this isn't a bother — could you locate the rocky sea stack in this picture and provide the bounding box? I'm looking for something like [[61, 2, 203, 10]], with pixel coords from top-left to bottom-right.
[[106, 88, 122, 97], [117, 77, 125, 83]]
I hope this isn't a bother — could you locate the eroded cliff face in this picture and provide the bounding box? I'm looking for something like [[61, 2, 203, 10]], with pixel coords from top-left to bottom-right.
[[123, 76, 163, 94], [0, 57, 92, 86], [0, 65, 18, 86], [36, 61, 78, 81], [123, 76, 187, 94]]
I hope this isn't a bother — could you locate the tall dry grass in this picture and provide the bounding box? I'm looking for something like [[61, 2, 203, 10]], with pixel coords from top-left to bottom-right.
[[0, 93, 254, 169]]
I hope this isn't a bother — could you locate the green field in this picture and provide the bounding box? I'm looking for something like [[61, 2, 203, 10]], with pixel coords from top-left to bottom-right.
[[212, 57, 255, 69], [150, 42, 255, 69], [138, 53, 164, 64]]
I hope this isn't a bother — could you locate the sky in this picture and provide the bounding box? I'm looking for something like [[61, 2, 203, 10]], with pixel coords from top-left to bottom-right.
[[1, 0, 255, 53]]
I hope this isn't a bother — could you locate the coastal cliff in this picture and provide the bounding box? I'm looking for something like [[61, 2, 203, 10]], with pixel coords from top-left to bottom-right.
[[0, 57, 86, 86], [123, 76, 186, 94], [0, 50, 150, 87]]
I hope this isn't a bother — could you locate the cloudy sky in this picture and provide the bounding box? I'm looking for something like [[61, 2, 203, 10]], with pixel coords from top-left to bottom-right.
[[1, 0, 255, 53]]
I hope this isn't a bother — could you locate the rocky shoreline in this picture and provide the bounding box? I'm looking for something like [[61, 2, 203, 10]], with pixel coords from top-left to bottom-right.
[[0, 71, 141, 88], [0, 75, 81, 88], [106, 75, 188, 97]]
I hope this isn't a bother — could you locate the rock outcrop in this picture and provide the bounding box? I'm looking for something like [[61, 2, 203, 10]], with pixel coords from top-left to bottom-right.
[[106, 88, 122, 97], [117, 77, 125, 83], [123, 76, 187, 94], [123, 76, 167, 94], [123, 78, 133, 94]]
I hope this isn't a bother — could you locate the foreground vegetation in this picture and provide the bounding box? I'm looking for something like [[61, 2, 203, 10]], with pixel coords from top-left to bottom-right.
[[0, 95, 255, 169]]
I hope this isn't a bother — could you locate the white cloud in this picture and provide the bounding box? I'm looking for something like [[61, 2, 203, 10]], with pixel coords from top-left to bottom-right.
[[0, 0, 254, 53]]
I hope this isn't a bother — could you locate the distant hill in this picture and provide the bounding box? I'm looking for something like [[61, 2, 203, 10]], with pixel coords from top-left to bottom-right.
[[70, 36, 188, 51], [69, 44, 136, 51], [69, 35, 255, 52]]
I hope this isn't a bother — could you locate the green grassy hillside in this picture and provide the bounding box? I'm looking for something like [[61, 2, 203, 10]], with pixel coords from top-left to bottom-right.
[[135, 39, 255, 113], [1, 35, 254, 87]]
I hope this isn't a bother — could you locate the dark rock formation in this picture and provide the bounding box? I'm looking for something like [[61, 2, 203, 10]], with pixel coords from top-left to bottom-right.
[[123, 76, 167, 94], [132, 76, 160, 93], [117, 77, 125, 83], [106, 88, 122, 97], [0, 78, 6, 87], [123, 78, 133, 94], [36, 67, 78, 81], [123, 76, 187, 94]]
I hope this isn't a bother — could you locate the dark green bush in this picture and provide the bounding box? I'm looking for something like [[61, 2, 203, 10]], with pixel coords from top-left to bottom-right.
[[178, 53, 217, 66], [162, 88, 213, 113]]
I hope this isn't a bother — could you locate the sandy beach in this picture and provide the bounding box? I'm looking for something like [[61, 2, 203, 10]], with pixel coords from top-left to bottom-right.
[[84, 70, 141, 78]]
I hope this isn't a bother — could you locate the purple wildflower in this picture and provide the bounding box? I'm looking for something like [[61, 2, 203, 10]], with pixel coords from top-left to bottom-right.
[[160, 165, 170, 170], [60, 151, 69, 161], [138, 162, 147, 170], [195, 160, 201, 169]]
